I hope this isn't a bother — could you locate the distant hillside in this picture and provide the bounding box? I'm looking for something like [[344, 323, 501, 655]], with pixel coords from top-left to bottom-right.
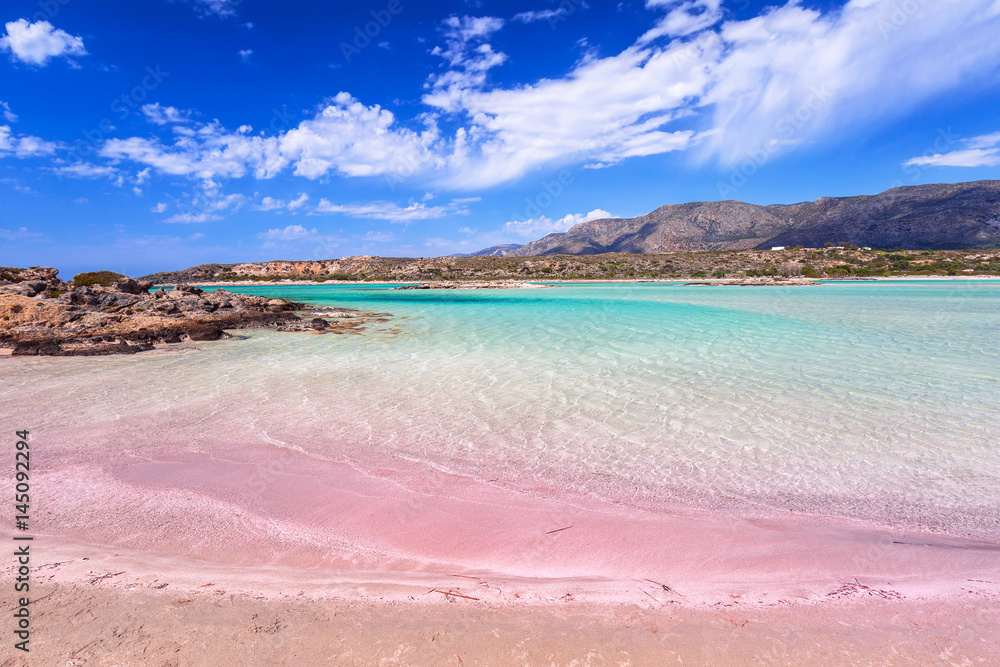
[[503, 181, 1000, 256], [454, 243, 523, 257]]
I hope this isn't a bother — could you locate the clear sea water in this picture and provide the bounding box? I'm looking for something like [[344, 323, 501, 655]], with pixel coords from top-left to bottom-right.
[[6, 281, 1000, 537]]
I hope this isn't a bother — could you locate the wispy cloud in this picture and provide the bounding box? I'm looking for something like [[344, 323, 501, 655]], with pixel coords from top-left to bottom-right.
[[904, 132, 1000, 168], [193, 0, 239, 18], [512, 9, 566, 24], [141, 103, 194, 126], [314, 197, 473, 223], [253, 192, 309, 211], [0, 226, 42, 241], [53, 162, 119, 179], [0, 102, 17, 123]]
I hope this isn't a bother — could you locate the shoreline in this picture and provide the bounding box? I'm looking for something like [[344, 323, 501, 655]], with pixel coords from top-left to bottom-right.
[[18, 439, 1000, 609], [173, 275, 1000, 288], [6, 451, 999, 663]]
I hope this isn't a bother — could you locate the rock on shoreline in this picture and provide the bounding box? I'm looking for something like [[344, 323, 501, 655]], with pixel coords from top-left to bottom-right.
[[392, 281, 550, 290], [0, 268, 372, 357]]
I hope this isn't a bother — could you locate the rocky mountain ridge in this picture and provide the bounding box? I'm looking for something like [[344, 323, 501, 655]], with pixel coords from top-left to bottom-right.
[[505, 181, 1000, 256]]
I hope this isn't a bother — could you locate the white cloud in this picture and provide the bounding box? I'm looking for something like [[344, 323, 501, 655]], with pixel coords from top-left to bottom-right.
[[164, 212, 221, 224], [261, 224, 315, 240], [0, 102, 17, 123], [0, 19, 87, 66], [152, 202, 168, 213], [100, 121, 286, 181], [505, 208, 614, 237], [141, 103, 193, 125], [278, 93, 442, 179], [255, 196, 284, 211], [903, 132, 1000, 168], [513, 9, 565, 24], [239, 49, 253, 62], [0, 125, 59, 158], [253, 193, 309, 212], [53, 162, 119, 178], [426, 16, 509, 114], [314, 198, 472, 223], [258, 225, 343, 249], [640, 0, 723, 42], [193, 0, 239, 17], [164, 192, 246, 223], [967, 132, 1000, 149], [91, 0, 1000, 190]]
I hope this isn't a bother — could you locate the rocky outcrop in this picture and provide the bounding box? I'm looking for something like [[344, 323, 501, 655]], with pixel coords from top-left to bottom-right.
[[0, 266, 69, 297], [0, 272, 376, 356]]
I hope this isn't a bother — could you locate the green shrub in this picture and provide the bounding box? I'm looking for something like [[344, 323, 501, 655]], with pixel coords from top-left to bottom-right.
[[73, 271, 127, 287], [712, 269, 727, 278], [690, 271, 708, 278], [801, 265, 821, 278]]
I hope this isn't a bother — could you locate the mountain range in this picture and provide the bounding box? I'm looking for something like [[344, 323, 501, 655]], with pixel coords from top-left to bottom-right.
[[474, 181, 1000, 256]]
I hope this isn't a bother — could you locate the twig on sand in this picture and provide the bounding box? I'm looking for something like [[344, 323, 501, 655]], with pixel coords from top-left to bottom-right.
[[545, 526, 573, 535], [645, 578, 684, 597], [434, 590, 480, 601], [448, 574, 481, 581]]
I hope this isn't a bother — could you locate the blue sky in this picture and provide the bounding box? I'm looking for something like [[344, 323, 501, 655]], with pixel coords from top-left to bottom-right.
[[1, 0, 999, 277]]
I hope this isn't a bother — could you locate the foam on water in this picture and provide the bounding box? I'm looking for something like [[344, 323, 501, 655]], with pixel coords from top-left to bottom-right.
[[5, 281, 999, 538]]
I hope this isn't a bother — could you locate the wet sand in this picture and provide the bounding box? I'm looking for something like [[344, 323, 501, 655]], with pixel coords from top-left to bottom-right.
[[4, 437, 999, 664], [4, 554, 999, 666]]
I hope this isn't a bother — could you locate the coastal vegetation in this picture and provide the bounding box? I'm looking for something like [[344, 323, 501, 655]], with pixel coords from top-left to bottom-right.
[[140, 248, 1000, 284], [72, 271, 128, 287]]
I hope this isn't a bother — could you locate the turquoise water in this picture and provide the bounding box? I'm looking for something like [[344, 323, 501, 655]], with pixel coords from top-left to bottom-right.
[[6, 281, 1000, 536]]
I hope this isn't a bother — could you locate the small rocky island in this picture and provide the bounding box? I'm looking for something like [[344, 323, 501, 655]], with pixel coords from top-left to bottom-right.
[[0, 267, 379, 357]]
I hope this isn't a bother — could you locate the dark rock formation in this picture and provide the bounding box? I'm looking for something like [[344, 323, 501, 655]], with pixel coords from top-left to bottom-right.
[[0, 276, 306, 356]]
